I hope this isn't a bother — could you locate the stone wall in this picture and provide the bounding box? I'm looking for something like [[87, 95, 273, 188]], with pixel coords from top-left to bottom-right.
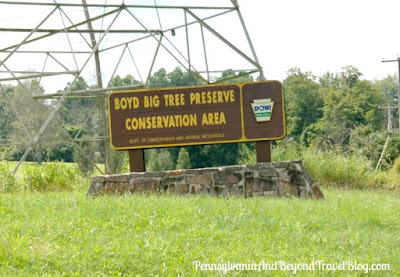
[[88, 160, 324, 198]]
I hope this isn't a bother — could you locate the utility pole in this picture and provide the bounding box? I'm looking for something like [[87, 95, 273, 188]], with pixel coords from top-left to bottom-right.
[[378, 105, 397, 130], [382, 58, 400, 135]]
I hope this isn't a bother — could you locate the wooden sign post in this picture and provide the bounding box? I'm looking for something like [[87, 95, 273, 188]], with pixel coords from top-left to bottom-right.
[[108, 81, 285, 172]]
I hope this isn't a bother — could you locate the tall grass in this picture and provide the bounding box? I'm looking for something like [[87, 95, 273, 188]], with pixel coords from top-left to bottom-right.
[[0, 163, 16, 193], [23, 162, 85, 191], [0, 162, 89, 192], [272, 142, 399, 190]]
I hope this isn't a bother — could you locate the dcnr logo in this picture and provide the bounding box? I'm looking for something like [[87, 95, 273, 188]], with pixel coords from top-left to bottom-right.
[[254, 105, 272, 112], [251, 99, 274, 122]]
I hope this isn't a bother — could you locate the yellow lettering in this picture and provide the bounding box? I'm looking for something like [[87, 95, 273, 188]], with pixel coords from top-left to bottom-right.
[[146, 117, 152, 129], [132, 118, 138, 130], [208, 113, 214, 125], [162, 115, 169, 127], [217, 91, 223, 103], [153, 95, 160, 107], [138, 117, 145, 130], [115, 98, 120, 110], [125, 118, 131, 130], [120, 97, 127, 109], [157, 116, 163, 128], [190, 93, 196, 105], [164, 94, 169, 106], [201, 112, 226, 125], [133, 97, 140, 108], [143, 95, 159, 108], [144, 96, 150, 108], [207, 91, 212, 104], [168, 94, 174, 106], [201, 92, 206, 104], [190, 114, 197, 126], [125, 114, 198, 130], [212, 91, 217, 103], [201, 113, 208, 125], [220, 112, 226, 124]]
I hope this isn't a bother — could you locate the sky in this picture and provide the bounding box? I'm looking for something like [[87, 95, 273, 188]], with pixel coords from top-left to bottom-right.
[[240, 0, 400, 81], [1, 0, 400, 94]]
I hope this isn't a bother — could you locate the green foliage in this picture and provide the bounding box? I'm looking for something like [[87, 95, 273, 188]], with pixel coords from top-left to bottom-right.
[[217, 69, 254, 83], [283, 68, 323, 143], [74, 142, 97, 177], [303, 149, 374, 189], [349, 126, 400, 169], [59, 77, 97, 125], [145, 148, 174, 171], [392, 157, 400, 175], [147, 67, 200, 88], [110, 74, 141, 87], [176, 148, 191, 169], [374, 73, 399, 106], [8, 79, 63, 164], [0, 164, 16, 193], [0, 190, 399, 275], [237, 142, 256, 165], [272, 141, 395, 190], [23, 162, 82, 191], [308, 66, 385, 147], [0, 85, 14, 142]]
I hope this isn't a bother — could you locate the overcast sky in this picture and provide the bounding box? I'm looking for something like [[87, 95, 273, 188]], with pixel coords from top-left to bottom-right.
[[240, 0, 400, 81]]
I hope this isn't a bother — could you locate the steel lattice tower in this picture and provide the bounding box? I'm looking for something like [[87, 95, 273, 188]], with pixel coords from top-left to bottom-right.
[[0, 0, 264, 174]]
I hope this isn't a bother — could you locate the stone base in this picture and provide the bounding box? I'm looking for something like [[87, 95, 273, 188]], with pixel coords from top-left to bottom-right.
[[87, 160, 324, 199]]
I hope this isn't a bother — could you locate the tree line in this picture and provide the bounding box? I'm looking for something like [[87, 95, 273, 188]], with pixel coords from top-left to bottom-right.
[[0, 66, 399, 174]]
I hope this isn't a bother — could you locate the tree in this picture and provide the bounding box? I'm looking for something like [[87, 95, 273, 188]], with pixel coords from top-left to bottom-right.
[[9, 80, 62, 164], [218, 69, 254, 83], [146, 148, 174, 171], [374, 74, 399, 129], [309, 66, 385, 147], [0, 85, 14, 143], [147, 67, 200, 88], [176, 148, 191, 169], [283, 68, 323, 144], [59, 77, 95, 125], [110, 74, 141, 87]]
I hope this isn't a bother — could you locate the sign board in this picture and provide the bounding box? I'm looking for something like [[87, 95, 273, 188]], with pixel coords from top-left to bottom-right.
[[108, 81, 286, 150]]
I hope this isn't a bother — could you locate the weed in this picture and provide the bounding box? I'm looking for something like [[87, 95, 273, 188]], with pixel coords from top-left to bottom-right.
[[0, 163, 16, 192], [23, 162, 85, 191]]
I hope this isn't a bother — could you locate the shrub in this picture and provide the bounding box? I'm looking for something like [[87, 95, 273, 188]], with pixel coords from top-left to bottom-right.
[[349, 126, 400, 170], [392, 157, 400, 175], [23, 162, 83, 191], [0, 163, 16, 192], [272, 141, 377, 189], [303, 148, 374, 189]]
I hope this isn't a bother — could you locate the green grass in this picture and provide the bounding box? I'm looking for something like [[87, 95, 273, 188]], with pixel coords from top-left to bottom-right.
[[0, 189, 399, 276], [0, 161, 104, 176]]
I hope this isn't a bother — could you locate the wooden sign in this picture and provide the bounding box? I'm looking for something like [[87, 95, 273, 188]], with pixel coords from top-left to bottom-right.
[[108, 81, 286, 150]]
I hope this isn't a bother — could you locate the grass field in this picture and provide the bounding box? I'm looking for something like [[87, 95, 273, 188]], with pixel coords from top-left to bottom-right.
[[0, 188, 399, 276]]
